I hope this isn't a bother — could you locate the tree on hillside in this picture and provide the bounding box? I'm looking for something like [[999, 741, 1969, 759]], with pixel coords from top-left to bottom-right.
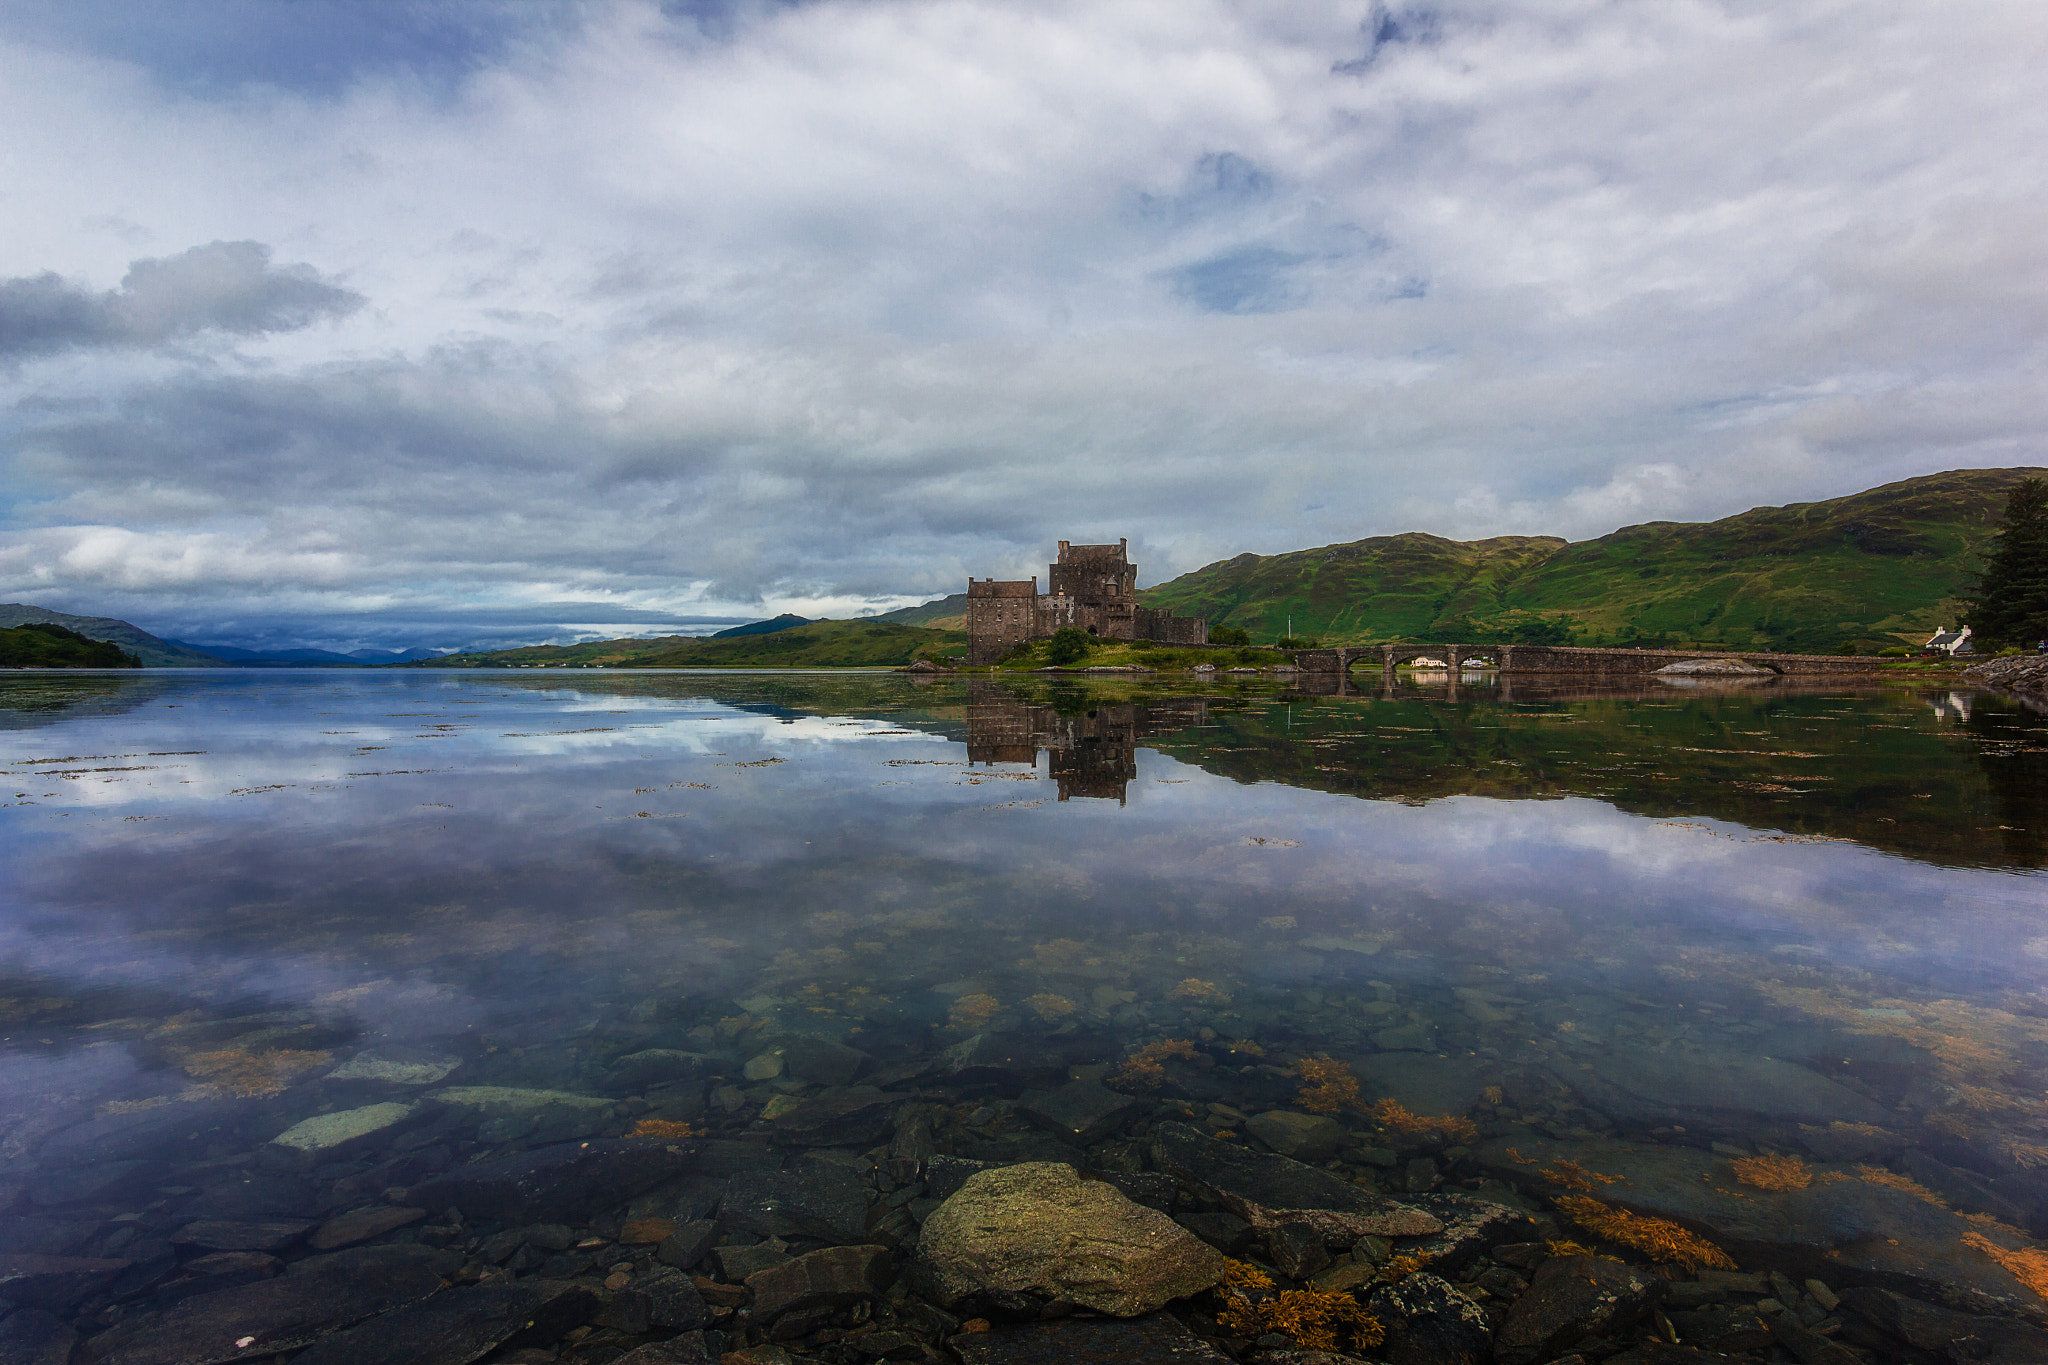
[[1967, 477, 2048, 648]]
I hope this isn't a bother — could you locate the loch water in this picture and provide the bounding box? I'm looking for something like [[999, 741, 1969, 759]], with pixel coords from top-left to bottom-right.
[[4, 667, 2048, 1359]]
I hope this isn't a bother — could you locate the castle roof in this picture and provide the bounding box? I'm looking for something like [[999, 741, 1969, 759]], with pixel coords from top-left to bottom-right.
[[1055, 539, 1130, 565]]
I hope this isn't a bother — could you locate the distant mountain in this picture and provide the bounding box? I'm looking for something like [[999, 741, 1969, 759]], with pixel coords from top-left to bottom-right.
[[710, 613, 813, 639], [413, 619, 966, 669], [875, 593, 968, 629], [0, 622, 141, 668], [0, 605, 228, 666], [163, 641, 447, 666], [1140, 467, 2044, 653]]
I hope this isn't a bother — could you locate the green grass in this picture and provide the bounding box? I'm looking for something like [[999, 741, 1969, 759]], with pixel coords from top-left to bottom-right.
[[1139, 467, 2042, 653], [409, 619, 968, 669]]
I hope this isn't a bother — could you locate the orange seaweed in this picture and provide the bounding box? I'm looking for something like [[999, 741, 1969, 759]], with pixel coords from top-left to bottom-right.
[[1554, 1195, 1736, 1271], [1965, 1231, 2048, 1301], [1731, 1154, 1811, 1191], [628, 1118, 704, 1139], [1107, 1038, 1199, 1092]]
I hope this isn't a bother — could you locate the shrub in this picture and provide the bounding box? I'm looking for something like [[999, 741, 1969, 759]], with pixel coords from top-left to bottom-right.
[[1045, 627, 1092, 666], [1879, 646, 1912, 658], [1275, 635, 1321, 650], [1209, 625, 1251, 647]]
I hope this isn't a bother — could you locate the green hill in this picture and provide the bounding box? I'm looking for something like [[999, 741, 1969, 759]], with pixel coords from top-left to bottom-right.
[[0, 604, 227, 666], [1140, 468, 2041, 653], [0, 622, 142, 668], [413, 618, 967, 669], [875, 593, 968, 630]]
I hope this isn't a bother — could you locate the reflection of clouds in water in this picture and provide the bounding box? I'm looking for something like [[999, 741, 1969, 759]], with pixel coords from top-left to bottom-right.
[[6, 675, 2046, 1046], [954, 761, 2045, 986], [3, 688, 948, 817]]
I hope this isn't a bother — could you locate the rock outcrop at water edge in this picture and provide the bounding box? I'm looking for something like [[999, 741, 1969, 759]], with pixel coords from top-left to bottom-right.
[[1968, 654, 2048, 694]]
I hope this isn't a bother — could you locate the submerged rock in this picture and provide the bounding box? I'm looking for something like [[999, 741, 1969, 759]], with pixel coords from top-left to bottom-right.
[[1016, 1080, 1140, 1146], [269, 1102, 416, 1159], [1472, 1133, 2042, 1317], [950, 1311, 1235, 1365], [289, 1279, 597, 1365], [1152, 1123, 1441, 1241], [918, 1163, 1224, 1317], [658, 1218, 720, 1270], [1397, 1193, 1541, 1279], [1571, 1046, 1890, 1128], [1368, 1272, 1493, 1365], [931, 1035, 1068, 1092], [408, 1137, 697, 1224], [0, 1307, 77, 1365], [308, 1205, 426, 1251], [79, 1246, 445, 1365], [0, 1220, 100, 1257], [719, 1159, 872, 1243], [778, 1036, 873, 1087], [427, 1085, 612, 1112], [746, 1244, 891, 1319], [0, 1255, 131, 1313], [1244, 1111, 1345, 1163], [171, 1221, 310, 1254], [1494, 1255, 1662, 1365], [767, 1087, 897, 1147], [325, 1051, 461, 1086], [606, 1049, 721, 1090], [1838, 1286, 2048, 1361]]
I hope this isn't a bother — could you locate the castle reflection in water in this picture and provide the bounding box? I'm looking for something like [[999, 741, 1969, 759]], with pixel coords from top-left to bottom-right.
[[964, 682, 1207, 803]]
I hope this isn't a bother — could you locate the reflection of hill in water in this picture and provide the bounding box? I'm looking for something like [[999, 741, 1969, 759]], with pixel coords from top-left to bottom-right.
[[0, 674, 170, 731], [1164, 681, 2046, 871], [476, 671, 2048, 870]]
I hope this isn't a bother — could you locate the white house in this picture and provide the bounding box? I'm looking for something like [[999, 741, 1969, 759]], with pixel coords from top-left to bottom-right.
[[1923, 625, 1973, 656]]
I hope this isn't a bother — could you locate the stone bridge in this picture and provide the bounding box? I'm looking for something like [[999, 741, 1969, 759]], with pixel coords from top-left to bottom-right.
[[1289, 643, 1880, 682]]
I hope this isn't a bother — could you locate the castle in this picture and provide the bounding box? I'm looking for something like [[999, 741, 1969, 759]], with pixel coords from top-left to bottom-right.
[[966, 538, 1207, 664]]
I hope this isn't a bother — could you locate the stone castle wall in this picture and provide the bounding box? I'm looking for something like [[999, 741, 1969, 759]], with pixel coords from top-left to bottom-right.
[[966, 540, 1206, 663], [966, 579, 1039, 664]]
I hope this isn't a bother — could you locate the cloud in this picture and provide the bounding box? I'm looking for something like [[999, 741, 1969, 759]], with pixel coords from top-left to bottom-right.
[[0, 1, 2044, 648], [0, 242, 363, 358]]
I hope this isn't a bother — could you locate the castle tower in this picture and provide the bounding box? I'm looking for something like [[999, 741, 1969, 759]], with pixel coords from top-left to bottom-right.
[[1046, 538, 1136, 639]]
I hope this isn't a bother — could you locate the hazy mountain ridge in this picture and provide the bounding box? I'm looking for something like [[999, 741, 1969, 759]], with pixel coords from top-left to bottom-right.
[[1137, 467, 2041, 651], [412, 619, 967, 669], [162, 640, 445, 666]]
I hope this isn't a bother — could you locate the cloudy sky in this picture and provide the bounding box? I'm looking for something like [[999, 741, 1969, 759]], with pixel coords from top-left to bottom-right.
[[1, 1, 2043, 651]]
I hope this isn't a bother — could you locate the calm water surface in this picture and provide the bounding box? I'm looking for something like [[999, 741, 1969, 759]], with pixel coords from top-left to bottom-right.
[[4, 667, 2048, 1315]]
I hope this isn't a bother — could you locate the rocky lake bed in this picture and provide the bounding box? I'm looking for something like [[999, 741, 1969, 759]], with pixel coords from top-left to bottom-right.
[[4, 669, 2048, 1365]]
